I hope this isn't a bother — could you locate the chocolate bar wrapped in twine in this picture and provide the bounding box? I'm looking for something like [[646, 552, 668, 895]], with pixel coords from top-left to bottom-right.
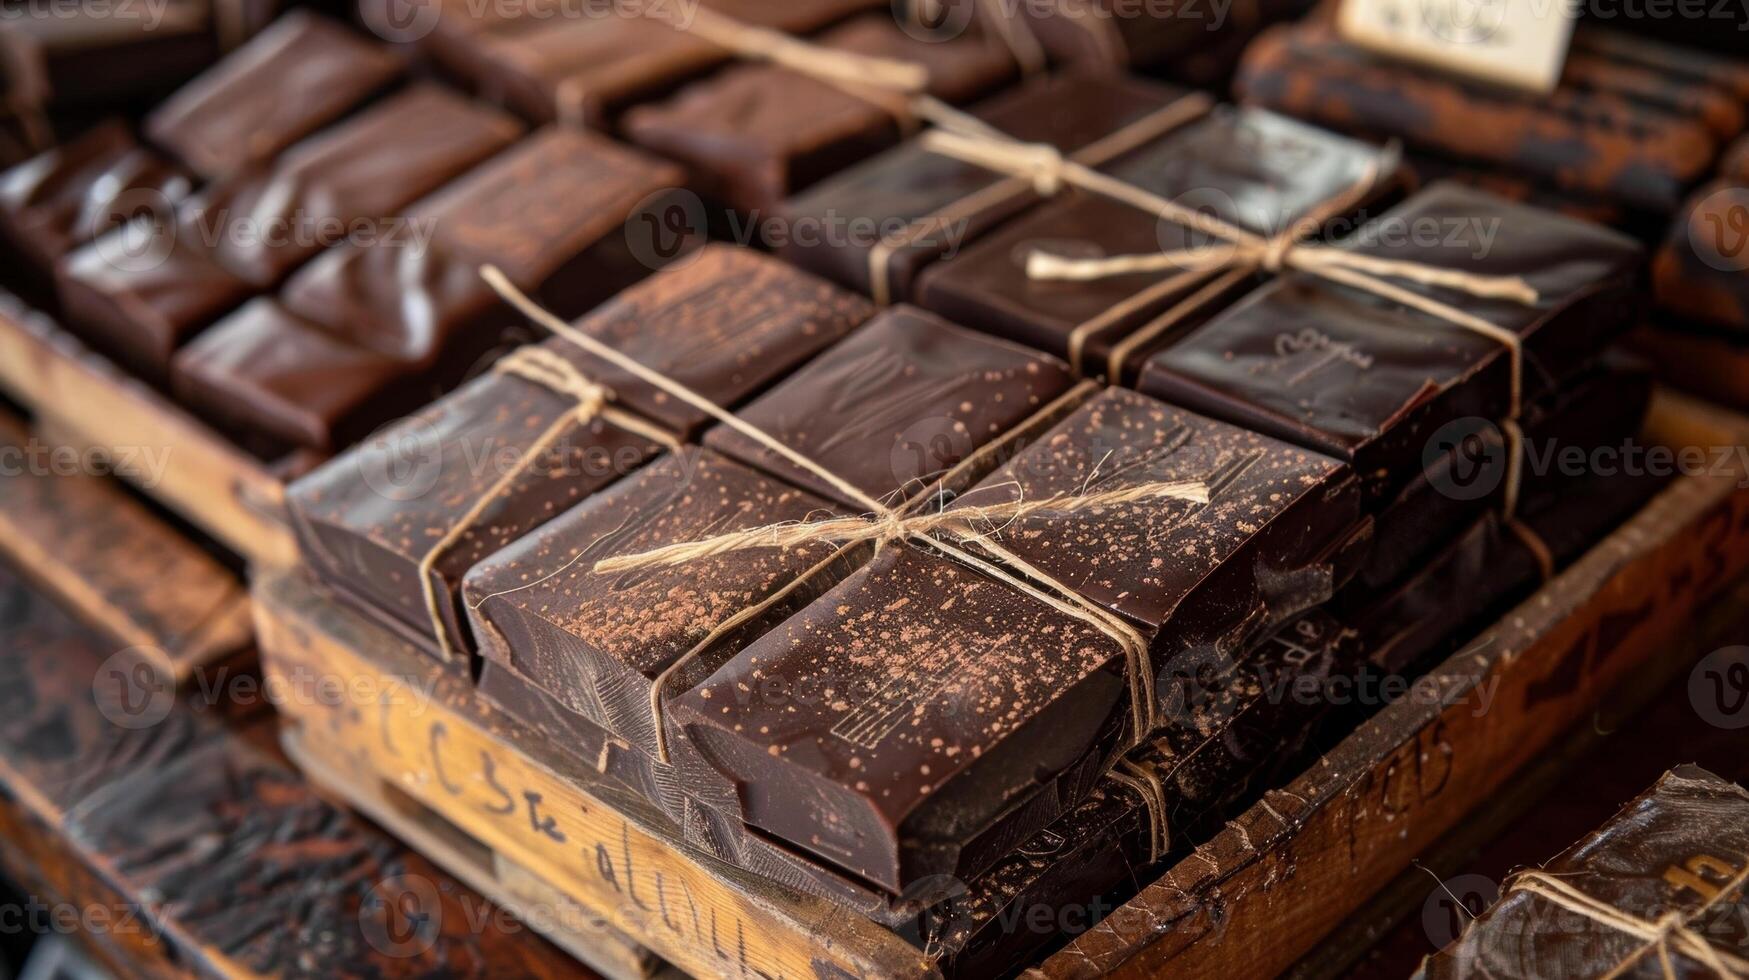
[[1502, 866, 1749, 979], [913, 121, 1546, 518], [478, 267, 1208, 764], [417, 346, 682, 659]]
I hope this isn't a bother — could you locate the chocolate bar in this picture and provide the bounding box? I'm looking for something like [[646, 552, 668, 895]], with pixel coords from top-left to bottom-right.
[[1016, 0, 1312, 81], [441, 0, 879, 125], [623, 14, 1017, 215], [1569, 28, 1749, 105], [0, 120, 193, 282], [1652, 181, 1749, 334], [144, 13, 404, 182], [1236, 24, 1722, 215], [1420, 766, 1749, 979], [702, 305, 1077, 509], [165, 126, 685, 448], [57, 84, 523, 384], [777, 72, 1199, 304], [1139, 183, 1643, 504], [670, 386, 1358, 893], [914, 106, 1397, 380], [1362, 358, 1652, 593], [288, 245, 870, 656], [0, 0, 220, 111]]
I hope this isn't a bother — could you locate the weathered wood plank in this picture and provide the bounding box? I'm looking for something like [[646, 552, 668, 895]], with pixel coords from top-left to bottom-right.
[[0, 562, 594, 979], [0, 290, 297, 566], [254, 570, 940, 980], [1028, 390, 1749, 979], [0, 413, 251, 685]]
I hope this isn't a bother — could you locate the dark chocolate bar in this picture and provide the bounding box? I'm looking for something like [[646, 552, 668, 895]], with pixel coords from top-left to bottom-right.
[[1653, 181, 1749, 334], [1420, 766, 1749, 980], [57, 84, 523, 383], [1139, 183, 1643, 504], [702, 304, 1077, 509], [0, 119, 193, 281], [777, 72, 1199, 304], [1016, 0, 1312, 80], [1236, 23, 1721, 214], [288, 245, 870, 656], [671, 386, 1358, 893], [443, 0, 880, 125], [622, 14, 1017, 215], [144, 12, 404, 181], [0, 0, 220, 111], [914, 105, 1398, 380]]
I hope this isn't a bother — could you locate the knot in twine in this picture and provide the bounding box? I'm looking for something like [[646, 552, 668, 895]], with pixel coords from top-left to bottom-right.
[[481, 262, 1205, 764], [1507, 869, 1749, 980]]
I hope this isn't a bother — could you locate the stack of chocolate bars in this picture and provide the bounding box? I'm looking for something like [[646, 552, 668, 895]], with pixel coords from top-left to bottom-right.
[[282, 54, 1657, 964]]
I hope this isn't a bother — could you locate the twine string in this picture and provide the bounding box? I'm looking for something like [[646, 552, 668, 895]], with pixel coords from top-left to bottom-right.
[[1508, 868, 1749, 980]]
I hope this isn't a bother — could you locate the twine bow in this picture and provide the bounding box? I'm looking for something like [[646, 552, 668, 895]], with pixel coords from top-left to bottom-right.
[[481, 268, 1208, 764], [416, 345, 680, 660], [1507, 868, 1749, 980]]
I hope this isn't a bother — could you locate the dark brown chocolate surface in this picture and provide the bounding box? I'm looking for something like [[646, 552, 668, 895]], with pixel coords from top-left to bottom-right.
[[1421, 766, 1749, 980], [670, 540, 1132, 892], [777, 72, 1195, 303], [622, 14, 1017, 215], [143, 12, 404, 181], [288, 244, 866, 653], [1139, 183, 1643, 501], [0, 120, 192, 280], [465, 447, 854, 756], [0, 0, 221, 112], [948, 386, 1360, 634], [451, 0, 880, 125], [914, 106, 1396, 379], [702, 304, 1076, 509]]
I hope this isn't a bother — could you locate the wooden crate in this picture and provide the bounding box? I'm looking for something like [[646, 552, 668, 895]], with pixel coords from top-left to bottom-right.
[[254, 389, 1749, 977], [0, 290, 299, 567]]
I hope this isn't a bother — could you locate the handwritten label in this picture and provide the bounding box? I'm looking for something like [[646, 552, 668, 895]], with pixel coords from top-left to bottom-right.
[[1336, 0, 1575, 94]]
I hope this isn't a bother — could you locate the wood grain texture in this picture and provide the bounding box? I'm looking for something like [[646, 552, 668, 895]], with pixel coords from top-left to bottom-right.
[[1028, 390, 1749, 979], [0, 562, 592, 979], [0, 289, 297, 566], [254, 569, 939, 980], [0, 413, 250, 686]]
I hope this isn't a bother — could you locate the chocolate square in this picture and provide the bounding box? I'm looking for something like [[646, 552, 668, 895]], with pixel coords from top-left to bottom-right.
[[913, 107, 1396, 379], [622, 14, 1017, 215], [464, 447, 854, 757], [280, 127, 687, 372], [0, 120, 192, 281], [144, 12, 404, 181], [702, 305, 1076, 510], [1139, 183, 1643, 502], [454, 0, 879, 126], [776, 72, 1197, 303]]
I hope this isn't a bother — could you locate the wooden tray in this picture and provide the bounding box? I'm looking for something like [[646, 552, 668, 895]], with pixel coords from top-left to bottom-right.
[[0, 289, 300, 567], [253, 389, 1749, 979]]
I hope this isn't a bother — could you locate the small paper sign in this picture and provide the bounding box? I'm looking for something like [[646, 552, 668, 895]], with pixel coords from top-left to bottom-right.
[[1337, 0, 1576, 94]]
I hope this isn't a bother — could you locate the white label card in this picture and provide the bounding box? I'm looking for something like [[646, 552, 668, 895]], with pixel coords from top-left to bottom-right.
[[1336, 0, 1576, 94]]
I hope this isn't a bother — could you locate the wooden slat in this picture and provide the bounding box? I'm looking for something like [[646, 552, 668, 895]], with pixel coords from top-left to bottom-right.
[[254, 571, 940, 980], [0, 413, 251, 685], [1028, 390, 1749, 979], [0, 563, 594, 979], [0, 290, 297, 566]]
